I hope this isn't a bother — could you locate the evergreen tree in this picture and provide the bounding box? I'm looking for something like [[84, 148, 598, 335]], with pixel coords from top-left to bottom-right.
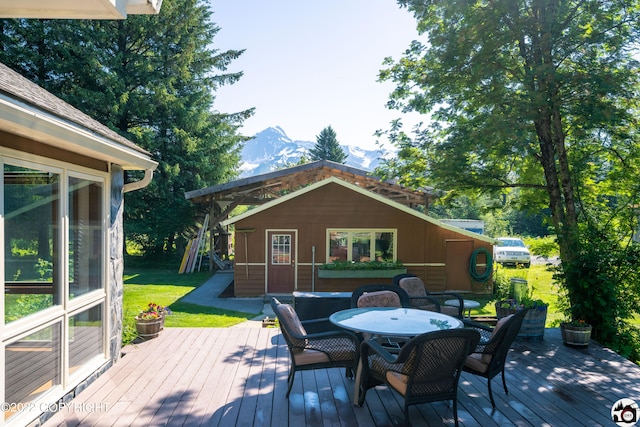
[[376, 0, 640, 345], [0, 0, 253, 259], [309, 126, 347, 163]]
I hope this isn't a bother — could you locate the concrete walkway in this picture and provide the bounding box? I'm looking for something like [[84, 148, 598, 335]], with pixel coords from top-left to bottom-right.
[[180, 270, 274, 326]]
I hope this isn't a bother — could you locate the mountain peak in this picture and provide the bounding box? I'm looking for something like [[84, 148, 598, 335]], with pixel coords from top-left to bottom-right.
[[239, 127, 393, 177], [254, 126, 291, 142]]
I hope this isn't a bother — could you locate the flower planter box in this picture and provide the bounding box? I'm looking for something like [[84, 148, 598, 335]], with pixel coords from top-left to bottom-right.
[[135, 317, 163, 340], [560, 323, 592, 347], [317, 268, 407, 279]]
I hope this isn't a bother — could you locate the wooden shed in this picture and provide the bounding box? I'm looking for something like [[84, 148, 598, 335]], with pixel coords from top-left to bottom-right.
[[220, 177, 494, 297]]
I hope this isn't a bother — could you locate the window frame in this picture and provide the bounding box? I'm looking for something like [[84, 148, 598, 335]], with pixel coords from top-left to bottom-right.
[[326, 228, 397, 263], [1, 150, 109, 425]]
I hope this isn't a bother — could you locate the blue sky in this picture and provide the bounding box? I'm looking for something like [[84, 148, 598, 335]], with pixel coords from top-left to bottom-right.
[[210, 1, 424, 149]]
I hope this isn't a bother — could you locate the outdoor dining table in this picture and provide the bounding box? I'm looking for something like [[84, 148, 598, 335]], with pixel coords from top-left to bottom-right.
[[329, 307, 464, 404]]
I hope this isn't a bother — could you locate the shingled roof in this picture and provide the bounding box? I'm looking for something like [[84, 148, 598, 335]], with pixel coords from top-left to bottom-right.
[[186, 160, 435, 226]]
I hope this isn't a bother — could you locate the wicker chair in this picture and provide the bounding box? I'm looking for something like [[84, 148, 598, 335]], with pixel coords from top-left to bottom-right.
[[462, 308, 528, 407], [359, 329, 481, 427], [394, 274, 465, 318], [271, 297, 360, 397], [350, 283, 411, 308], [350, 284, 414, 350]]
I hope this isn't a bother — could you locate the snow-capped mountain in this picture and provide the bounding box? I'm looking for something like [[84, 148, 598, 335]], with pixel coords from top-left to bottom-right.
[[239, 126, 392, 177]]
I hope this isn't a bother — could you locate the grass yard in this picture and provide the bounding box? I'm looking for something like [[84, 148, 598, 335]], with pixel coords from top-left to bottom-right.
[[123, 269, 254, 345], [467, 263, 563, 326]]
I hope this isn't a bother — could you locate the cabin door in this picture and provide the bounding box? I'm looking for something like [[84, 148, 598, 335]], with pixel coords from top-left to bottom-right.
[[267, 230, 296, 293], [445, 240, 474, 292]]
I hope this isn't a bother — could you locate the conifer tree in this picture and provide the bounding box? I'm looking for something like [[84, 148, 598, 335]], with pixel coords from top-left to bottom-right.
[[0, 0, 253, 258], [309, 126, 347, 163]]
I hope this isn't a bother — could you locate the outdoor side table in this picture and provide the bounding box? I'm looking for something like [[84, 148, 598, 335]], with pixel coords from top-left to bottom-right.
[[444, 299, 481, 318]]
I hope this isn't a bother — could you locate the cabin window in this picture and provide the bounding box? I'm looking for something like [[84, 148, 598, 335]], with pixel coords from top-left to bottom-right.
[[327, 229, 396, 263]]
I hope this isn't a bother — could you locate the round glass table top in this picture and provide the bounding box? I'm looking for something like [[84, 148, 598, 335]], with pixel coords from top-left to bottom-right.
[[329, 307, 463, 337]]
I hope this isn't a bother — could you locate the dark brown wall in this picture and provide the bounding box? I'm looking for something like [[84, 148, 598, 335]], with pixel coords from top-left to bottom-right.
[[233, 182, 492, 295]]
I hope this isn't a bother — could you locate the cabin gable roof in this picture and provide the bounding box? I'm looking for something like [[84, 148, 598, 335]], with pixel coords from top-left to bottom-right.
[[221, 177, 494, 243]]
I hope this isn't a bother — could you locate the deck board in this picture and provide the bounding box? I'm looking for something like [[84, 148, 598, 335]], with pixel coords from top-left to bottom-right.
[[42, 327, 640, 427]]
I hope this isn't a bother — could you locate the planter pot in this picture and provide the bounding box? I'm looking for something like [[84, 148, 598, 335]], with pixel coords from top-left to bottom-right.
[[495, 300, 547, 340], [159, 312, 167, 330], [317, 268, 407, 279], [135, 317, 163, 340], [561, 323, 592, 347], [495, 300, 518, 319], [518, 307, 547, 341]]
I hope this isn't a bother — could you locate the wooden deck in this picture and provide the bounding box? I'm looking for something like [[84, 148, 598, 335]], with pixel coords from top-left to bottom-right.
[[44, 326, 640, 427]]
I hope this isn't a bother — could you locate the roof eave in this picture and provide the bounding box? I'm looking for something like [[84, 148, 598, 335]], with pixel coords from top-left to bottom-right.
[[0, 0, 162, 19], [221, 177, 495, 244], [0, 96, 157, 172]]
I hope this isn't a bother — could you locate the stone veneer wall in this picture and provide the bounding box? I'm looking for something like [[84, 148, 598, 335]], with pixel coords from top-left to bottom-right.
[[109, 165, 124, 362]]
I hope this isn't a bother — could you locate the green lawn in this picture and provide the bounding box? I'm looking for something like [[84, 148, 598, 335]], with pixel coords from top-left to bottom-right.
[[123, 269, 254, 345], [468, 263, 563, 326]]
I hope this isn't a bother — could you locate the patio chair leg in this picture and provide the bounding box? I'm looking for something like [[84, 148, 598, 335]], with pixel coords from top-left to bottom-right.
[[453, 398, 459, 427], [501, 369, 509, 394], [357, 383, 367, 407], [403, 405, 412, 427], [345, 367, 354, 379], [487, 378, 496, 408], [286, 368, 295, 398]]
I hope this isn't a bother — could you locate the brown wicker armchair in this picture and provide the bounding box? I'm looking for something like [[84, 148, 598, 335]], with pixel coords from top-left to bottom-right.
[[271, 297, 360, 398], [395, 274, 465, 318], [462, 308, 528, 407], [350, 283, 411, 308], [359, 329, 480, 427], [350, 284, 414, 350]]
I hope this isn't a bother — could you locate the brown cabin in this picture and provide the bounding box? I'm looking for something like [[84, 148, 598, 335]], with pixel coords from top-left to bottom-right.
[[220, 177, 494, 297]]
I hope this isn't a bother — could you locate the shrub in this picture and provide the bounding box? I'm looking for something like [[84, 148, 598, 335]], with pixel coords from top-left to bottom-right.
[[554, 227, 640, 346]]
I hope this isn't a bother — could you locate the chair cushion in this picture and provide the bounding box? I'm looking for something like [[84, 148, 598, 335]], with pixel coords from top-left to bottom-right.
[[357, 290, 401, 308], [473, 313, 513, 363], [293, 349, 331, 365], [465, 352, 490, 373], [386, 371, 408, 396], [398, 277, 428, 298], [276, 303, 308, 352]]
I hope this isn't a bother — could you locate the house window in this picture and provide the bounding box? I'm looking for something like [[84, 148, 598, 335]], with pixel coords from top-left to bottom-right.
[[69, 304, 104, 380], [271, 234, 291, 264], [327, 229, 396, 263], [2, 156, 107, 423], [69, 176, 103, 298], [4, 164, 61, 323], [4, 322, 62, 420]]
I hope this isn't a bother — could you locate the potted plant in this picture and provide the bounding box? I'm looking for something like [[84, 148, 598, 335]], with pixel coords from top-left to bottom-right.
[[135, 302, 170, 339], [495, 296, 548, 340], [317, 260, 407, 278], [560, 319, 592, 347]]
